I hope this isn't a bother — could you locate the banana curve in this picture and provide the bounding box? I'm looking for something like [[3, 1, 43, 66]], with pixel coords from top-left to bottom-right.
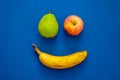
[[32, 44, 88, 69]]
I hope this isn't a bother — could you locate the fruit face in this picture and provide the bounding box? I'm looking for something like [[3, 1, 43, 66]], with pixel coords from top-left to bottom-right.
[[38, 13, 58, 38], [64, 15, 84, 36]]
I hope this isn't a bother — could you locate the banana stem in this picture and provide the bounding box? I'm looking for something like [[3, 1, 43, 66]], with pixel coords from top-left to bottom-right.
[[32, 44, 41, 55]]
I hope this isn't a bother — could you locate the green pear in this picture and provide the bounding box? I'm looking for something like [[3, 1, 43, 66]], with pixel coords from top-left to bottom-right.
[[38, 12, 58, 38]]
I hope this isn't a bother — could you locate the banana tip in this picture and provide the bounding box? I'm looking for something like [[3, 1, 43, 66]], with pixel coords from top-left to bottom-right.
[[32, 44, 37, 48]]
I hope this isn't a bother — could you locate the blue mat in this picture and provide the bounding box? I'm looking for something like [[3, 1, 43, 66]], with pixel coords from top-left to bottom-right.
[[0, 0, 120, 80]]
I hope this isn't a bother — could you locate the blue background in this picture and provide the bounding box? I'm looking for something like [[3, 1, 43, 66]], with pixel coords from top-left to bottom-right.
[[0, 0, 120, 80]]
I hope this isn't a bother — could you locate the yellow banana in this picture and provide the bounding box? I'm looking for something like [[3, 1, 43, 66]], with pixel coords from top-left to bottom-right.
[[32, 44, 88, 69]]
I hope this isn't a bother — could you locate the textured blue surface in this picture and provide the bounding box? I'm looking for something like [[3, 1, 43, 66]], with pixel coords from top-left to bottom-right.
[[0, 0, 120, 80]]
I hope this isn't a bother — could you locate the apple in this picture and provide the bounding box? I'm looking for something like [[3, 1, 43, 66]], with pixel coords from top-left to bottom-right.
[[64, 15, 84, 36]]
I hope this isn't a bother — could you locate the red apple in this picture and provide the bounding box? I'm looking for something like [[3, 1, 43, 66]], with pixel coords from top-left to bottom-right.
[[64, 15, 84, 36]]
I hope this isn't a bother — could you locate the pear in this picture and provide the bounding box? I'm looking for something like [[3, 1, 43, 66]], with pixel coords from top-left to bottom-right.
[[38, 11, 58, 38]]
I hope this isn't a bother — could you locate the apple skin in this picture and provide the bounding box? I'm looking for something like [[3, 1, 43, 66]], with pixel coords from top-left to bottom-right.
[[64, 15, 84, 36]]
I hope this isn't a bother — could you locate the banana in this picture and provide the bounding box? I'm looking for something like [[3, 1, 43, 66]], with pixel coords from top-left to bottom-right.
[[32, 44, 88, 69]]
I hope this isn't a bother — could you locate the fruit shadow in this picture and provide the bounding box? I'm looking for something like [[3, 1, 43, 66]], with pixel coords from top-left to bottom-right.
[[61, 30, 84, 52], [36, 33, 58, 53], [39, 58, 88, 79]]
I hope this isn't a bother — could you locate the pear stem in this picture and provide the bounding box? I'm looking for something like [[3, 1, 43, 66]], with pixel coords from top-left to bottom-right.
[[49, 10, 53, 14], [32, 44, 41, 55]]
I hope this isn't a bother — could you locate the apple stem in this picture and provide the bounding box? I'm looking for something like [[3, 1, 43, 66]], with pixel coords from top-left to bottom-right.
[[71, 21, 76, 25]]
